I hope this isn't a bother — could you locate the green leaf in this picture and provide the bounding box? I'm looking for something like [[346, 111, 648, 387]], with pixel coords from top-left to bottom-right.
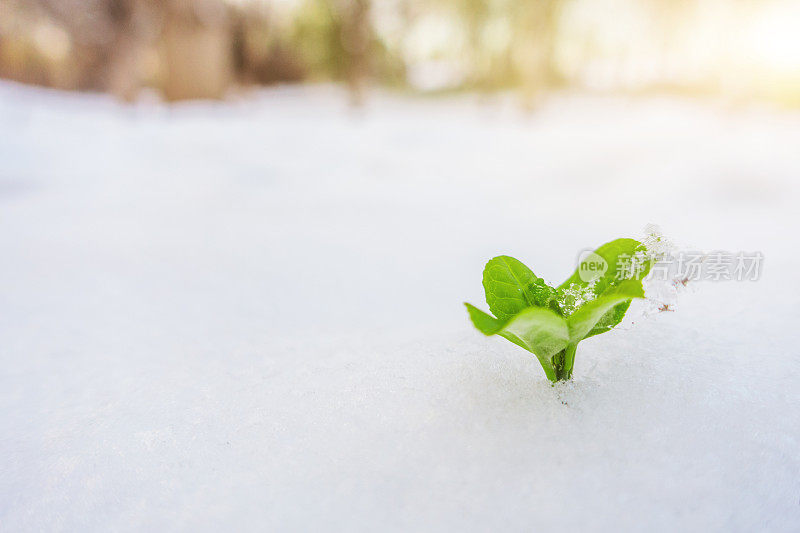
[[559, 238, 651, 295], [482, 256, 555, 321], [464, 303, 504, 335], [555, 238, 650, 324], [584, 302, 631, 339], [465, 303, 569, 381], [501, 307, 570, 366], [566, 280, 645, 343]]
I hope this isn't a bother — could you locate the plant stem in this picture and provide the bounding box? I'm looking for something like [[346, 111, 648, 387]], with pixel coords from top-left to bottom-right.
[[563, 343, 578, 378], [552, 343, 578, 382]]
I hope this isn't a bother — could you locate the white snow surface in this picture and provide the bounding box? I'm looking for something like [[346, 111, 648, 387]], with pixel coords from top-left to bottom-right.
[[1, 82, 799, 531]]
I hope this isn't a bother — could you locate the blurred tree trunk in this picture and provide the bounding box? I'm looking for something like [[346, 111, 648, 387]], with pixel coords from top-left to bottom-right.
[[104, 0, 153, 101], [337, 0, 371, 106], [160, 0, 233, 101], [33, 0, 153, 95], [231, 4, 305, 86]]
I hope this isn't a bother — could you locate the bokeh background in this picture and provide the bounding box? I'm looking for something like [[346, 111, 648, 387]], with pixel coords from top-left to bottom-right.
[[2, 0, 800, 106]]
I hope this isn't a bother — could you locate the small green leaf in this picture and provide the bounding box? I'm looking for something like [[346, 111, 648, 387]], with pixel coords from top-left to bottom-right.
[[501, 307, 570, 359], [464, 303, 504, 335], [585, 302, 631, 339], [566, 280, 645, 343], [482, 256, 555, 321], [465, 303, 569, 381], [559, 238, 651, 294]]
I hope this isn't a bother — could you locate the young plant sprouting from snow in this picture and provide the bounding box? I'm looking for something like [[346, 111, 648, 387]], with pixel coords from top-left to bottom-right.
[[465, 238, 652, 382]]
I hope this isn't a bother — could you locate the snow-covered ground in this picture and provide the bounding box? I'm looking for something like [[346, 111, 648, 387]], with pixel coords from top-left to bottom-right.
[[1, 82, 798, 531]]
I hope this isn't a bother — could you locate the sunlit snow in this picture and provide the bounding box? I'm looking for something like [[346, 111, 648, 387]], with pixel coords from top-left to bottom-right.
[[1, 82, 798, 531]]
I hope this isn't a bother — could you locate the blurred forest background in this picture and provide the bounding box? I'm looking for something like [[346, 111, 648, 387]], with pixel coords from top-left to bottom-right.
[[1, 0, 799, 106]]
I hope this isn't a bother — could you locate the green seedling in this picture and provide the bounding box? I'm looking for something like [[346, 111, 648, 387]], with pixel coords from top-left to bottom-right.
[[465, 238, 652, 382]]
